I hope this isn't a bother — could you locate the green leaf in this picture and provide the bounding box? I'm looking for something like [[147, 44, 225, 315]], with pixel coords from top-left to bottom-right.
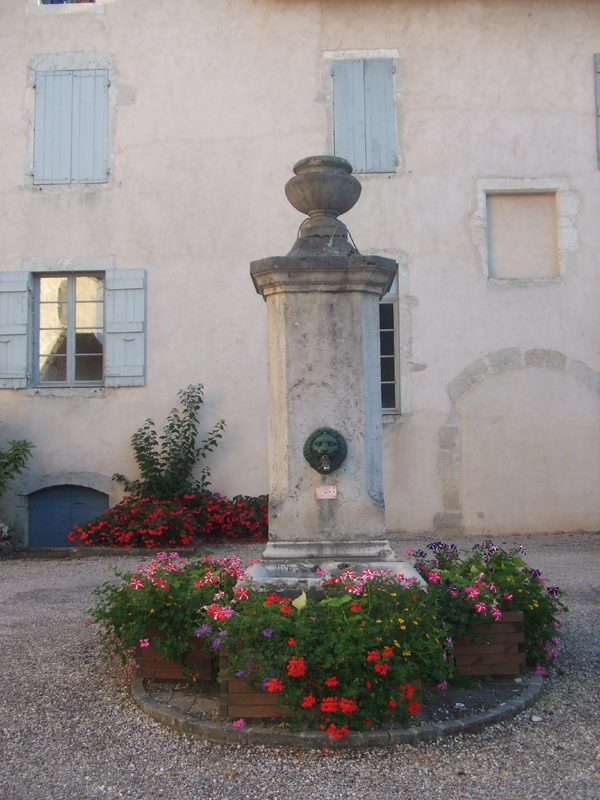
[[292, 591, 307, 611]]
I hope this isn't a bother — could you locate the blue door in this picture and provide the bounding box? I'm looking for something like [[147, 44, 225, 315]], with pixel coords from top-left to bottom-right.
[[28, 485, 109, 547]]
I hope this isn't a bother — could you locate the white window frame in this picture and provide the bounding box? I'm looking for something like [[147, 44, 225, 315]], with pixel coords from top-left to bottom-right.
[[33, 272, 105, 388]]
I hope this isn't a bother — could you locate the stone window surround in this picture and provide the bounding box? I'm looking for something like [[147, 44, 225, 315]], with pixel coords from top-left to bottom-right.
[[25, 52, 118, 192], [471, 177, 579, 283], [320, 49, 405, 178], [24, 257, 113, 396]]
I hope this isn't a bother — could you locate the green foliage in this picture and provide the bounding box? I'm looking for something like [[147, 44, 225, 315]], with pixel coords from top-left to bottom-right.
[[0, 436, 33, 497], [113, 384, 225, 499], [90, 553, 245, 666], [220, 572, 453, 735], [410, 540, 568, 671]]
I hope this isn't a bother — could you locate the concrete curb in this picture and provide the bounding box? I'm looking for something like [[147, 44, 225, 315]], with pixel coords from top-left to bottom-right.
[[131, 673, 544, 749]]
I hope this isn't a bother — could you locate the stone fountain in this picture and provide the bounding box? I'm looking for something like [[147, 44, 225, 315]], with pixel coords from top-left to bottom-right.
[[248, 155, 422, 587]]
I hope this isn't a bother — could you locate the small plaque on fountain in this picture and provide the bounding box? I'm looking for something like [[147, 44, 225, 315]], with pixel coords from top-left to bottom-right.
[[316, 485, 337, 499]]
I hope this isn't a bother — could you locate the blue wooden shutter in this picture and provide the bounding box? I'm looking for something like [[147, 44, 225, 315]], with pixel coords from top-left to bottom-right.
[[71, 70, 109, 184], [104, 269, 146, 387], [0, 272, 30, 389], [333, 59, 396, 174], [596, 55, 600, 169], [364, 60, 396, 173], [333, 60, 367, 172], [33, 71, 73, 185]]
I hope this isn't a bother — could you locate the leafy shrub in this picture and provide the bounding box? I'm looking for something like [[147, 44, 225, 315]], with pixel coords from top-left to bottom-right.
[[407, 540, 568, 672], [0, 436, 33, 497], [91, 553, 247, 667], [113, 384, 225, 499], [68, 492, 268, 548], [219, 571, 453, 736]]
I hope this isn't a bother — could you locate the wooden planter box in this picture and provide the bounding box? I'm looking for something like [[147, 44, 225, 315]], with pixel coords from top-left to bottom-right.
[[135, 627, 214, 681], [454, 611, 526, 676], [219, 653, 290, 721]]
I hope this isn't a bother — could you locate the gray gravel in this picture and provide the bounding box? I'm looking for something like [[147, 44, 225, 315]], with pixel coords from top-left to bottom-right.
[[1, 533, 600, 800]]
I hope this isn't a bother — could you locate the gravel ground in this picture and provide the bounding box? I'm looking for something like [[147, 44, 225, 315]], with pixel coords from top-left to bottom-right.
[[1, 533, 600, 800]]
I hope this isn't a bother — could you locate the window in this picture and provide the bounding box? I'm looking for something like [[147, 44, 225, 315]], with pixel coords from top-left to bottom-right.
[[332, 59, 396, 173], [33, 69, 108, 184], [36, 274, 104, 385], [0, 268, 146, 389], [379, 272, 400, 412]]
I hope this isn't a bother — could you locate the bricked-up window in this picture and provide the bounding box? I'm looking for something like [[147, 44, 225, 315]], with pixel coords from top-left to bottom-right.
[[379, 301, 397, 411]]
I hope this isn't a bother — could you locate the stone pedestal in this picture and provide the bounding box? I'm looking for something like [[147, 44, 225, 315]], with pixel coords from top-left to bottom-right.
[[249, 156, 421, 586]]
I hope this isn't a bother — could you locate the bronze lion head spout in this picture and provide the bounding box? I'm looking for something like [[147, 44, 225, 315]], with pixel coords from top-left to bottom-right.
[[303, 427, 348, 475]]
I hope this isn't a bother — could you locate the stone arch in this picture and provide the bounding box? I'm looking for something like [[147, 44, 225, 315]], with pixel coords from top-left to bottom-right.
[[14, 471, 120, 547], [434, 348, 600, 535]]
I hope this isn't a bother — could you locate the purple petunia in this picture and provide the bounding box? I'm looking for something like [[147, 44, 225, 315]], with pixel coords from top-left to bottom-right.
[[262, 628, 274, 638], [195, 625, 212, 636]]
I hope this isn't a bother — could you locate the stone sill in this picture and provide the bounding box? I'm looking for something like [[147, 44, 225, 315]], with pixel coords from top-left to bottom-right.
[[382, 412, 408, 425]]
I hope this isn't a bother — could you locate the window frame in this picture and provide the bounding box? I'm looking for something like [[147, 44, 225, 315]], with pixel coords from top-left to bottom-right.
[[33, 272, 105, 388]]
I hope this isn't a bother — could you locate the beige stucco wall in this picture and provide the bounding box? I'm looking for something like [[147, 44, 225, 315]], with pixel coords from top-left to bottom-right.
[[1, 0, 599, 540]]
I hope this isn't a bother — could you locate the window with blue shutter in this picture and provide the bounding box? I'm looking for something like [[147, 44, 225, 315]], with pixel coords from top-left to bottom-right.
[[33, 69, 109, 185], [333, 59, 396, 174], [0, 273, 30, 390], [596, 55, 600, 169]]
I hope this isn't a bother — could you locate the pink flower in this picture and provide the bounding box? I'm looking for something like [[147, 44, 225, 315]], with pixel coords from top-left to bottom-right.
[[464, 586, 479, 599], [437, 681, 448, 690], [232, 719, 246, 728], [474, 602, 488, 613], [139, 639, 150, 648], [130, 578, 144, 590], [503, 592, 513, 601], [428, 571, 442, 584], [152, 577, 170, 590], [535, 665, 547, 675], [491, 605, 503, 620], [235, 586, 249, 601]]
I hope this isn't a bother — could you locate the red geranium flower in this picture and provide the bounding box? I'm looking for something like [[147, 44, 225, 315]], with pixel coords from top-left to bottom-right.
[[400, 682, 415, 699], [350, 602, 363, 613], [301, 693, 316, 709], [374, 662, 390, 675], [407, 700, 421, 715], [287, 638, 296, 646], [366, 650, 380, 662], [286, 656, 308, 678], [266, 678, 284, 693], [339, 698, 358, 714], [388, 698, 397, 709], [280, 604, 293, 615], [382, 646, 394, 658], [324, 676, 339, 687], [320, 697, 339, 713]]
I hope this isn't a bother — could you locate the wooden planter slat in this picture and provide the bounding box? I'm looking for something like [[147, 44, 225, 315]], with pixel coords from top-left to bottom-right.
[[454, 610, 526, 676], [135, 628, 214, 681]]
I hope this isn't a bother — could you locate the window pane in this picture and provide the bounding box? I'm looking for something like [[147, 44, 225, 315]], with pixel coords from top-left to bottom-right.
[[381, 356, 395, 382], [380, 330, 395, 356], [75, 355, 103, 382], [76, 275, 104, 302], [39, 329, 67, 356], [381, 382, 396, 410], [39, 354, 66, 382], [76, 302, 103, 329], [379, 303, 394, 329], [75, 331, 103, 354], [39, 303, 67, 330]]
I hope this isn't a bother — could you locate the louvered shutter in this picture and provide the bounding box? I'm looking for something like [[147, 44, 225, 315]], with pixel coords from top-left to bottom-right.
[[104, 269, 146, 387], [596, 55, 600, 169], [71, 70, 109, 184], [33, 71, 73, 185], [0, 272, 30, 389], [333, 59, 396, 174]]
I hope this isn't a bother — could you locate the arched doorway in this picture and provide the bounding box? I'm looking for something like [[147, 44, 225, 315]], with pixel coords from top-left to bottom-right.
[[28, 485, 109, 547]]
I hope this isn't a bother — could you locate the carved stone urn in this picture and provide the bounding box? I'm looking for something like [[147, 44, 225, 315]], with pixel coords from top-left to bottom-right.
[[284, 155, 362, 255]]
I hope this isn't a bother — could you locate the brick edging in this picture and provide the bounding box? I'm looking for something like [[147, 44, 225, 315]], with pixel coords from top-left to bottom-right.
[[130, 673, 544, 749]]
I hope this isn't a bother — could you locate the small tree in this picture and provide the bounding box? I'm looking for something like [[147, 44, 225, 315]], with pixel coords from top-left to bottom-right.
[[113, 384, 225, 499], [0, 436, 33, 497]]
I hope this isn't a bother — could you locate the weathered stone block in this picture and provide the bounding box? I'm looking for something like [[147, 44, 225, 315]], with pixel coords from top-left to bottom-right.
[[524, 349, 566, 371], [567, 359, 600, 396], [446, 361, 489, 403], [488, 348, 523, 373]]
